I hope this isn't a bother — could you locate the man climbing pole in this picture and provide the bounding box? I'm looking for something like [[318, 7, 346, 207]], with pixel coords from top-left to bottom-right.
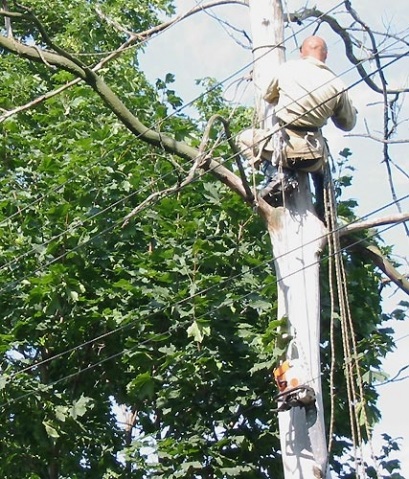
[[238, 35, 357, 217]]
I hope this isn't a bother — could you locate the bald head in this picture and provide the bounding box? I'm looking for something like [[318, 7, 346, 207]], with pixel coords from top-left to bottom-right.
[[300, 36, 328, 62]]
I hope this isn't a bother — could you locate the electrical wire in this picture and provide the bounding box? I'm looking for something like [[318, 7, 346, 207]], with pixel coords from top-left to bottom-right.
[[0, 0, 347, 211], [1, 1, 406, 442], [2, 32, 407, 286], [0, 34, 404, 390], [0, 0, 402, 246], [1, 196, 406, 410]]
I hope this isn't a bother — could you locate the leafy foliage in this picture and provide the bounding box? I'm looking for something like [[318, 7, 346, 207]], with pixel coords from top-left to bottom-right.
[[0, 1, 401, 478]]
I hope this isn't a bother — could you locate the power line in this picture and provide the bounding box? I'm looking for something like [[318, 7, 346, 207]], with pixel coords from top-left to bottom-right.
[[0, 2, 403, 240], [2, 30, 407, 284], [0, 0, 404, 402], [1, 195, 407, 409], [1, 35, 408, 289]]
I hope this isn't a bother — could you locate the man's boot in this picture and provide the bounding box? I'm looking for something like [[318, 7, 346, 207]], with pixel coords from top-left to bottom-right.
[[259, 168, 298, 204]]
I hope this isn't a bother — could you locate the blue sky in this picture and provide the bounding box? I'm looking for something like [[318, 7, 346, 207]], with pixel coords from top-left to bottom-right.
[[140, 0, 409, 473]]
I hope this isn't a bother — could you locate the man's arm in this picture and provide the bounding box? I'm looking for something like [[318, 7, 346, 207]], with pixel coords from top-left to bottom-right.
[[331, 90, 357, 131], [264, 76, 279, 104]]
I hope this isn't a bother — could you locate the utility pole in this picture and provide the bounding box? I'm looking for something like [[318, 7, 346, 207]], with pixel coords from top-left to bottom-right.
[[247, 1, 330, 478]]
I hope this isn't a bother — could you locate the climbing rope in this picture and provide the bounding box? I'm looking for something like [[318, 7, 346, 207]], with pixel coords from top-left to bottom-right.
[[325, 159, 381, 478]]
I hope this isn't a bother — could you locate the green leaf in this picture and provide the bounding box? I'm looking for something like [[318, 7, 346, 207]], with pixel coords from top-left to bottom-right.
[[43, 421, 60, 439], [362, 369, 389, 384], [0, 375, 8, 390], [70, 395, 93, 420], [186, 321, 211, 343], [127, 372, 155, 400], [55, 405, 68, 423]]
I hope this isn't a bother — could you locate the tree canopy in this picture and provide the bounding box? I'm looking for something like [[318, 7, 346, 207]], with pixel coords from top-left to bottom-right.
[[0, 1, 407, 478]]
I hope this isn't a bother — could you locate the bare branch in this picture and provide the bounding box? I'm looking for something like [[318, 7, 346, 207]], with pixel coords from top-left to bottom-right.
[[343, 2, 409, 236], [200, 114, 254, 201], [340, 212, 409, 235], [288, 7, 409, 95], [134, 0, 248, 41], [338, 212, 409, 295], [345, 133, 409, 144], [2, 0, 12, 37]]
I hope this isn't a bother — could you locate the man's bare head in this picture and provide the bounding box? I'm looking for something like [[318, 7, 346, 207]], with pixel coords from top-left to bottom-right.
[[300, 36, 328, 62]]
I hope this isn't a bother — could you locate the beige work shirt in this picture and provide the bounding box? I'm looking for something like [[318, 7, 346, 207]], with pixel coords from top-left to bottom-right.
[[264, 56, 357, 160]]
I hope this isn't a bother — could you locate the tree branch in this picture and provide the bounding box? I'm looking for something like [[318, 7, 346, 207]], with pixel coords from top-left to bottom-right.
[[0, 78, 80, 123], [288, 8, 409, 95], [360, 244, 409, 295], [0, 25, 251, 207], [345, 133, 409, 144], [122, 114, 246, 226], [132, 0, 248, 41], [339, 212, 409, 236], [342, 237, 409, 296], [339, 212, 409, 295], [200, 114, 254, 201], [343, 1, 409, 237]]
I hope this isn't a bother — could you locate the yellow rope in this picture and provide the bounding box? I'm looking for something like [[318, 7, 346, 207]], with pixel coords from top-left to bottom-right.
[[325, 173, 337, 456], [326, 174, 361, 472], [325, 163, 380, 478]]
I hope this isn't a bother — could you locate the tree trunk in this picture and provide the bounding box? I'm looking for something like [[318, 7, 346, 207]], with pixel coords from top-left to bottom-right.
[[248, 0, 285, 128], [260, 182, 328, 478], [248, 1, 330, 477]]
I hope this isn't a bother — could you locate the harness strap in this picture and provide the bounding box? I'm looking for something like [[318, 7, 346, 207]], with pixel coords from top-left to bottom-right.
[[278, 118, 320, 133]]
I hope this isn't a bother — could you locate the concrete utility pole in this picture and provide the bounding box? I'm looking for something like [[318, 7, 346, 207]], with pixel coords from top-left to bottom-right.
[[247, 1, 330, 478]]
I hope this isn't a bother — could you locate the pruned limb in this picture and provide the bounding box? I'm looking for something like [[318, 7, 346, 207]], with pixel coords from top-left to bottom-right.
[[122, 113, 255, 226], [339, 212, 409, 236], [338, 211, 409, 295], [343, 239, 409, 296], [200, 114, 254, 201]]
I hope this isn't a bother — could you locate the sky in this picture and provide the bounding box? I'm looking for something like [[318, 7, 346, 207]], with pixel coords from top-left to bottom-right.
[[140, 0, 409, 474]]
